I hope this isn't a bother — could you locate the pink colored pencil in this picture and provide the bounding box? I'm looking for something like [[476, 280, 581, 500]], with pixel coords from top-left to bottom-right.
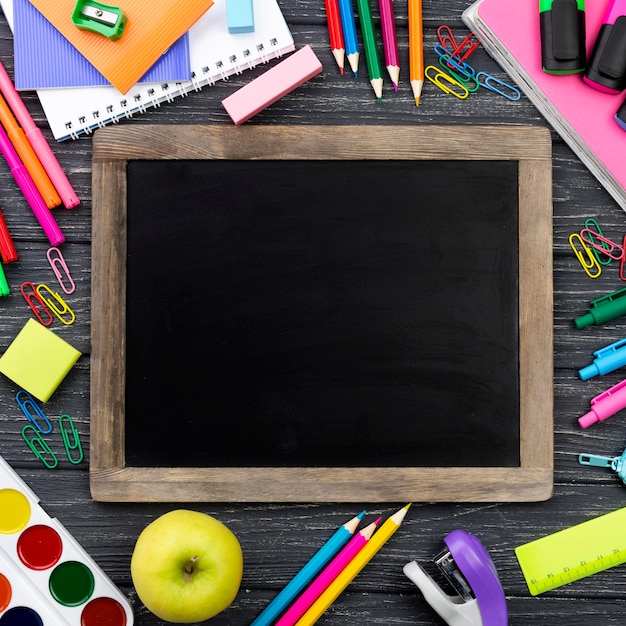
[[378, 0, 400, 90], [274, 517, 381, 626]]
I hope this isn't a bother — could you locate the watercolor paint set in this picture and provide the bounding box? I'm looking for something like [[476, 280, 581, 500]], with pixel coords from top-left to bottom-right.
[[0, 454, 133, 626]]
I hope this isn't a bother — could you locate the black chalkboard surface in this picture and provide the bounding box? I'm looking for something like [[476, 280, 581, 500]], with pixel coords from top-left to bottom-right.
[[90, 125, 553, 502]]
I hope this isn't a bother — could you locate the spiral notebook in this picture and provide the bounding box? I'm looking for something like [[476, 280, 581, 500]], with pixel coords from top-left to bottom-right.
[[462, 0, 626, 211], [0, 0, 294, 141]]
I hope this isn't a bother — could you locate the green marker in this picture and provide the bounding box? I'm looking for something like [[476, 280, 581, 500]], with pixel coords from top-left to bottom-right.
[[575, 287, 626, 328], [0, 261, 9, 296]]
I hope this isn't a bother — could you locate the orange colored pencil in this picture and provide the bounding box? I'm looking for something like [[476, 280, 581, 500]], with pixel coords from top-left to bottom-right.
[[408, 0, 424, 105], [0, 92, 61, 208], [324, 0, 346, 74]]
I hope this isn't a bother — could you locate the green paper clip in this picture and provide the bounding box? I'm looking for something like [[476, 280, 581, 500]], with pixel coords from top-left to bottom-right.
[[22, 424, 58, 469], [60, 414, 84, 464], [72, 0, 127, 40]]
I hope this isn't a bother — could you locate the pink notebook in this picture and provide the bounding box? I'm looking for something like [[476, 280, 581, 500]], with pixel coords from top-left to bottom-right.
[[463, 0, 626, 211]]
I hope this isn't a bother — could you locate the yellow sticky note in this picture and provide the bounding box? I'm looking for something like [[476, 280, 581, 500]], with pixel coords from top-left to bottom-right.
[[0, 319, 81, 402]]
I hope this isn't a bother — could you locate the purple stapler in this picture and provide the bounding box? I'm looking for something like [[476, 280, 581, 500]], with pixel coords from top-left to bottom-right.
[[403, 529, 508, 626]]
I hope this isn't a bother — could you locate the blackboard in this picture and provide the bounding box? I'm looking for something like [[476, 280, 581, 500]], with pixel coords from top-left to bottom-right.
[[90, 124, 554, 502]]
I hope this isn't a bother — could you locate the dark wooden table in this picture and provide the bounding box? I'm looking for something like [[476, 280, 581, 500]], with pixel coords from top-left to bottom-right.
[[2, 1, 626, 624]]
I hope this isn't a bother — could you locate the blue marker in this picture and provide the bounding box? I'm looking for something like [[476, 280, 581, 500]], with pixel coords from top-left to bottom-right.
[[250, 511, 365, 626], [338, 0, 360, 77], [579, 337, 626, 380]]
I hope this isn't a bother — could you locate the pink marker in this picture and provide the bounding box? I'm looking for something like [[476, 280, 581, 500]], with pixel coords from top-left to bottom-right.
[[0, 60, 79, 209], [222, 45, 323, 125], [0, 124, 64, 247], [274, 517, 381, 626], [578, 378, 626, 428]]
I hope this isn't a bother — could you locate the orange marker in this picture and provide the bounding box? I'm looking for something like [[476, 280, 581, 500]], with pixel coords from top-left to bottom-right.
[[0, 92, 61, 208]]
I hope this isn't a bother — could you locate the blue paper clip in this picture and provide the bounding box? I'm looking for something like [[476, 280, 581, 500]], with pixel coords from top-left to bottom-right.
[[22, 424, 58, 469], [36, 283, 75, 325], [425, 66, 469, 99], [20, 281, 53, 326], [476, 71, 521, 101], [437, 58, 479, 92], [579, 449, 626, 486], [568, 232, 601, 278], [59, 414, 83, 464], [16, 390, 52, 434], [433, 45, 476, 79], [47, 247, 76, 294]]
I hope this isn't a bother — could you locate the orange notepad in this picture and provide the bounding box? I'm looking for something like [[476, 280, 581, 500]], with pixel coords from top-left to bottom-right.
[[28, 0, 214, 94]]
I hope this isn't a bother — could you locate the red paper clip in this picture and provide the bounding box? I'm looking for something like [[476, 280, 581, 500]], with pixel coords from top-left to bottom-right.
[[20, 281, 53, 326], [620, 234, 626, 281], [437, 25, 480, 63]]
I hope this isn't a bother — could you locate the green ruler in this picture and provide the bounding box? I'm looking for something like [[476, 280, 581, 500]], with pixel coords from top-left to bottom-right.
[[515, 507, 626, 595]]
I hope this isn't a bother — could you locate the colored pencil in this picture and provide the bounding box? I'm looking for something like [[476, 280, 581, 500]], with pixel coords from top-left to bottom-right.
[[275, 517, 381, 626], [338, 0, 360, 77], [293, 504, 411, 626], [0, 92, 60, 209], [324, 0, 346, 74], [408, 0, 424, 105], [378, 0, 400, 90], [0, 124, 64, 247], [0, 60, 79, 209], [250, 511, 365, 626], [355, 0, 384, 102]]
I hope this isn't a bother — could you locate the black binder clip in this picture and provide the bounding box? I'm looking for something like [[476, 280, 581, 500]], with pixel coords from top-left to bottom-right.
[[72, 0, 127, 41], [540, 0, 586, 75], [584, 0, 626, 93]]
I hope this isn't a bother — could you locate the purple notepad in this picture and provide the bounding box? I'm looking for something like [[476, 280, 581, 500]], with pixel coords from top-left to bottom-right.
[[12, 0, 191, 90]]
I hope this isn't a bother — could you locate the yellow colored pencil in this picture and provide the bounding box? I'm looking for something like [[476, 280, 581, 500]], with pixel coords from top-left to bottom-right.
[[293, 504, 411, 626], [408, 0, 424, 106]]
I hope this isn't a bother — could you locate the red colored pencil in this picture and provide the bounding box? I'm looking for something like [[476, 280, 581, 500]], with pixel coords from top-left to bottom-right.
[[324, 0, 346, 74]]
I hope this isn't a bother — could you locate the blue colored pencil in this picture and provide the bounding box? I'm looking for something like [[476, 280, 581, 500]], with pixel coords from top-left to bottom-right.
[[250, 511, 365, 626], [337, 0, 360, 77]]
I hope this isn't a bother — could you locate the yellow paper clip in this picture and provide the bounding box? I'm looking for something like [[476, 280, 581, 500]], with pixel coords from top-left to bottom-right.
[[22, 424, 58, 469], [20, 281, 53, 326], [59, 414, 83, 464], [36, 284, 75, 325], [425, 65, 469, 99], [47, 247, 76, 294], [569, 232, 601, 278]]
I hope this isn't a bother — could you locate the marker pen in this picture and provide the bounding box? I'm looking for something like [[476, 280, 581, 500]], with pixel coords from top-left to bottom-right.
[[579, 337, 626, 380], [574, 287, 626, 328], [584, 0, 626, 93], [540, 0, 586, 75], [578, 378, 626, 428]]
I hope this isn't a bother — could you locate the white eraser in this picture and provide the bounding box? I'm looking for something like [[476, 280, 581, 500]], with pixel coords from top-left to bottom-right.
[[222, 45, 323, 125], [226, 0, 255, 33]]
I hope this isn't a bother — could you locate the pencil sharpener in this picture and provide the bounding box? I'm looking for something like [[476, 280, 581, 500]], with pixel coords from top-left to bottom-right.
[[72, 0, 127, 41], [403, 529, 507, 626]]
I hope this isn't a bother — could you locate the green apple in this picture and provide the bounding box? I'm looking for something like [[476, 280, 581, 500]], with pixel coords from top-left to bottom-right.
[[130, 509, 243, 623]]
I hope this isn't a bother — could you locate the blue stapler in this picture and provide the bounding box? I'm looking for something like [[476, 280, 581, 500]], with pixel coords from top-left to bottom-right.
[[403, 529, 508, 626]]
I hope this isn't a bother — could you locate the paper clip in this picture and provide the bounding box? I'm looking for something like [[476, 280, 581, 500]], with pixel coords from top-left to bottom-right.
[[21, 424, 58, 469], [437, 25, 460, 51], [584, 218, 612, 266], [425, 66, 469, 99], [580, 228, 624, 261], [47, 247, 75, 294], [59, 414, 83, 464], [20, 281, 53, 326], [436, 56, 479, 91], [476, 71, 521, 101], [434, 45, 476, 80], [35, 284, 75, 325], [620, 235, 626, 281], [569, 232, 601, 278], [436, 26, 480, 63], [16, 390, 53, 434]]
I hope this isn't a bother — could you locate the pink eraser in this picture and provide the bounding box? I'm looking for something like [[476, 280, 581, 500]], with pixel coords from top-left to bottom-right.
[[222, 45, 323, 124]]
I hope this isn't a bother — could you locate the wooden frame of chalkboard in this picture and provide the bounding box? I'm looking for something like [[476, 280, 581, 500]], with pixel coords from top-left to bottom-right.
[[90, 124, 553, 502]]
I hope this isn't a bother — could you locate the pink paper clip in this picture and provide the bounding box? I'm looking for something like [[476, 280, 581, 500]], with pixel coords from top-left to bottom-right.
[[620, 235, 626, 281], [47, 246, 75, 294], [20, 281, 53, 326], [580, 228, 624, 261]]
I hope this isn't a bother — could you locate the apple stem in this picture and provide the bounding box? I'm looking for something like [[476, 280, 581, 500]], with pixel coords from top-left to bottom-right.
[[184, 556, 199, 581]]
